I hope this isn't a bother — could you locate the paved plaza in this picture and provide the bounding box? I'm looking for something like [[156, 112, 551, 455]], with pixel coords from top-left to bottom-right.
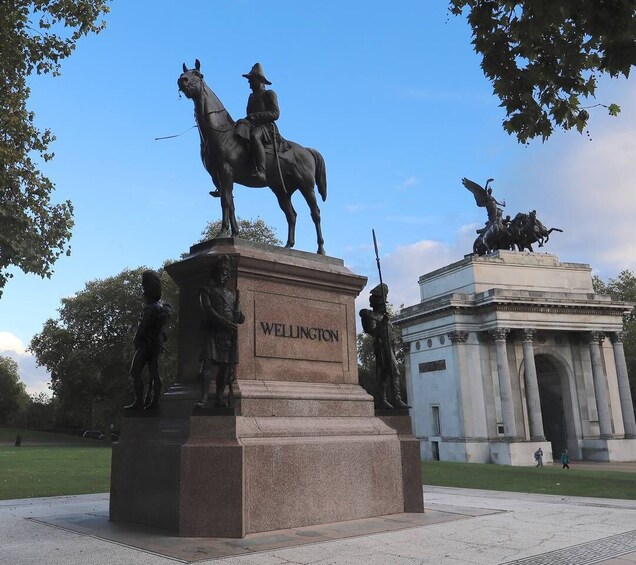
[[3, 482, 636, 565]]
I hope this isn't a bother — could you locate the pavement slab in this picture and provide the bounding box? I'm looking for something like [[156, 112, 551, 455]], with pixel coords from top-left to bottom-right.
[[1, 486, 636, 564]]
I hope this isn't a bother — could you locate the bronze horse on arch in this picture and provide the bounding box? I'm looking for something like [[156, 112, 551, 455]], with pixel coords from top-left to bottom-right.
[[178, 60, 327, 254]]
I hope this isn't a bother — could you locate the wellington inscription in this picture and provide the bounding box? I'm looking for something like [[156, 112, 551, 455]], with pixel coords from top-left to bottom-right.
[[254, 292, 347, 364], [260, 322, 339, 342]]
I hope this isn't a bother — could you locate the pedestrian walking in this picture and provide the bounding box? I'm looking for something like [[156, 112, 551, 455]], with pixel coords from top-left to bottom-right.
[[561, 449, 570, 469], [534, 447, 544, 467]]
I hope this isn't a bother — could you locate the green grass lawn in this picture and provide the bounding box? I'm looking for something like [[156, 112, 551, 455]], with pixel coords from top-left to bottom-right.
[[423, 460, 636, 499], [0, 427, 90, 444], [0, 446, 111, 500], [2, 442, 635, 501]]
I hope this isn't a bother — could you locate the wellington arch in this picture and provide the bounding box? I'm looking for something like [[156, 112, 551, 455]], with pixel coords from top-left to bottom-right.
[[394, 251, 636, 465]]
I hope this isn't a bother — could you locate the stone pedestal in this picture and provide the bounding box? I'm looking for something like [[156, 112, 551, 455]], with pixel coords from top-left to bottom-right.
[[377, 412, 425, 513], [110, 239, 424, 537]]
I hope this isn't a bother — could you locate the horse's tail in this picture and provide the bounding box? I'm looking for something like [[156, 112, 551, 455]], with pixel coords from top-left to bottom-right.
[[307, 147, 327, 202]]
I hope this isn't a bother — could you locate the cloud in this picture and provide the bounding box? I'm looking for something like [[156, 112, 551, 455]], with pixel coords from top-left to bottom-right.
[[503, 82, 636, 278], [0, 331, 26, 354], [0, 332, 51, 397], [354, 238, 467, 320], [380, 240, 461, 308]]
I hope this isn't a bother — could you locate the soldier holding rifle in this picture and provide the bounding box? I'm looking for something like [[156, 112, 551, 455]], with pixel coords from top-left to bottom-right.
[[359, 231, 410, 410]]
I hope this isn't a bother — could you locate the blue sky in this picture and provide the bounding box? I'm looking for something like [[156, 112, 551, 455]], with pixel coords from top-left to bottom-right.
[[2, 1, 636, 395]]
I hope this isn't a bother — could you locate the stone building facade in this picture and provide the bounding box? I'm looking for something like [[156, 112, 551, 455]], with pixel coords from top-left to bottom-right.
[[394, 251, 636, 465]]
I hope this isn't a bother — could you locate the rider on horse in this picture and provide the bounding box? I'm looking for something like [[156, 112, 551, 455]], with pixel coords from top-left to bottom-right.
[[239, 63, 280, 182]]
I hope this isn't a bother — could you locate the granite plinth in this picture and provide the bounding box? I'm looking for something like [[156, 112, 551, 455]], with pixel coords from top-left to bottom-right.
[[165, 238, 365, 390], [110, 380, 407, 537], [110, 241, 424, 537], [377, 414, 425, 513]]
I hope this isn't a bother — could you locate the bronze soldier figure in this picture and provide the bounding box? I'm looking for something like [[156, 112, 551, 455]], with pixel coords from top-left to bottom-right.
[[197, 255, 245, 408], [125, 270, 171, 411], [360, 283, 410, 410], [240, 63, 280, 182]]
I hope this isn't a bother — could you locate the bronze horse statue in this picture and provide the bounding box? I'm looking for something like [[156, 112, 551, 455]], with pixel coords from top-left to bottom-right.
[[178, 60, 327, 254], [473, 210, 512, 255], [509, 211, 563, 252]]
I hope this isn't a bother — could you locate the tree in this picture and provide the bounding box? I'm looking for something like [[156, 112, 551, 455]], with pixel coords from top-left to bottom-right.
[[24, 392, 56, 429], [449, 0, 634, 143], [200, 217, 282, 245], [0, 355, 28, 425], [593, 269, 636, 408], [0, 1, 110, 298], [29, 266, 178, 430]]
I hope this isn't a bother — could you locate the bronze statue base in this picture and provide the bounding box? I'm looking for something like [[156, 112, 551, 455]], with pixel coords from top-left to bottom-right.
[[109, 239, 423, 537]]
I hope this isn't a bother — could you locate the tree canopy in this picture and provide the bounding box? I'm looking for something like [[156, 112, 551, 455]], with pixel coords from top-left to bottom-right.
[[449, 0, 635, 142], [0, 355, 28, 425], [0, 1, 110, 298], [593, 269, 636, 405], [200, 217, 282, 246]]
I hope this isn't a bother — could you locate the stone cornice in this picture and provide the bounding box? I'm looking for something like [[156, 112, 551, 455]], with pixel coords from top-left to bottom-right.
[[395, 292, 631, 327]]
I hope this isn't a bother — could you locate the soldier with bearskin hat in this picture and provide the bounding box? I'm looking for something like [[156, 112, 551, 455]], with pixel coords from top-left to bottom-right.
[[360, 283, 410, 410]]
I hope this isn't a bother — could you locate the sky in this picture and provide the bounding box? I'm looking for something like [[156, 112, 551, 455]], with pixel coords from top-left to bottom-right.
[[2, 1, 636, 396]]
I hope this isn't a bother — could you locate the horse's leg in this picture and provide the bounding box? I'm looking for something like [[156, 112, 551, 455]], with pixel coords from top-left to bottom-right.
[[298, 180, 325, 255], [228, 187, 239, 237], [272, 187, 297, 249], [216, 169, 235, 238]]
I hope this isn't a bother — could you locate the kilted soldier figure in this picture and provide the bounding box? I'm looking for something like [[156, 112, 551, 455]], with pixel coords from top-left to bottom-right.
[[359, 283, 410, 410], [197, 255, 245, 408]]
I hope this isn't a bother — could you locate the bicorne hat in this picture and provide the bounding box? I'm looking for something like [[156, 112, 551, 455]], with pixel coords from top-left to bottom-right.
[[242, 63, 272, 85]]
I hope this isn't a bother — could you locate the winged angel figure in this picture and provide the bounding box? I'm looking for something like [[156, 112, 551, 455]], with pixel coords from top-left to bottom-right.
[[461, 177, 505, 225]]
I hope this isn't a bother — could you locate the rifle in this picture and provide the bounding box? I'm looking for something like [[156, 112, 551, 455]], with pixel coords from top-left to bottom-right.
[[372, 229, 388, 314]]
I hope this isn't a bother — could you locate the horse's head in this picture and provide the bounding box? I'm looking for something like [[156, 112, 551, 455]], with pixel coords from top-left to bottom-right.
[[178, 59, 205, 100]]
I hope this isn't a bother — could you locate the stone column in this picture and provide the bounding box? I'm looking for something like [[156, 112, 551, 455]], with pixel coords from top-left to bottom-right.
[[448, 331, 470, 436], [586, 332, 613, 437], [610, 332, 636, 438], [521, 329, 545, 440], [489, 328, 517, 438]]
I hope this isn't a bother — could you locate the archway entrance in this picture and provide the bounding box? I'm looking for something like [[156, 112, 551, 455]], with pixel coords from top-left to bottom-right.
[[535, 355, 569, 458]]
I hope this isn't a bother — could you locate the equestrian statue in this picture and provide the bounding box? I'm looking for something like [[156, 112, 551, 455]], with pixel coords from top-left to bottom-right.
[[178, 60, 327, 254]]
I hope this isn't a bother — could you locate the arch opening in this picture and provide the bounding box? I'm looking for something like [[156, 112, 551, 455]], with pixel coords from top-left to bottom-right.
[[535, 354, 572, 458]]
